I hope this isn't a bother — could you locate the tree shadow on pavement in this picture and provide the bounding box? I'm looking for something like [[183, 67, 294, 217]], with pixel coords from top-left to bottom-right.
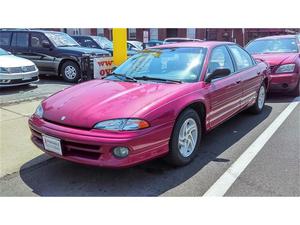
[[19, 106, 272, 196]]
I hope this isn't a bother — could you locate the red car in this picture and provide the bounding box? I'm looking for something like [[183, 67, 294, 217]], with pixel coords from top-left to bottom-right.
[[246, 35, 300, 96], [29, 42, 269, 168]]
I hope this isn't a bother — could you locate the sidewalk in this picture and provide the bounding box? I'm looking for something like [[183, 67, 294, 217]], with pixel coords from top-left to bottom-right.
[[0, 100, 51, 178]]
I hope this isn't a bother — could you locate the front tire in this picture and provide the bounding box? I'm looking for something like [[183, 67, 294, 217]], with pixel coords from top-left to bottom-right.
[[291, 80, 300, 97], [166, 108, 201, 166], [249, 83, 266, 114], [61, 61, 80, 83]]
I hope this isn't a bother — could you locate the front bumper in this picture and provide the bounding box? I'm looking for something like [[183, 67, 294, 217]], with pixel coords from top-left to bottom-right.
[[28, 115, 173, 168], [0, 70, 39, 87], [268, 72, 299, 93]]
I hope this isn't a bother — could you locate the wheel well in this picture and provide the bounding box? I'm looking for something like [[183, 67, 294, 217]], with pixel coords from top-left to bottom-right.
[[263, 77, 268, 90], [58, 59, 80, 76], [179, 102, 207, 133]]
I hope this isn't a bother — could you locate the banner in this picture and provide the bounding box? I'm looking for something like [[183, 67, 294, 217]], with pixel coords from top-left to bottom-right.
[[93, 57, 114, 78]]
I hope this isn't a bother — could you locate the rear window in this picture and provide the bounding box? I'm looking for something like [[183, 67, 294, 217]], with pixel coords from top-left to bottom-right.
[[246, 38, 299, 54], [11, 32, 29, 48], [0, 32, 12, 46]]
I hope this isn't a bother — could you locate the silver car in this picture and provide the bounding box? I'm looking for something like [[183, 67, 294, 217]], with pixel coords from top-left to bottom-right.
[[0, 48, 39, 87]]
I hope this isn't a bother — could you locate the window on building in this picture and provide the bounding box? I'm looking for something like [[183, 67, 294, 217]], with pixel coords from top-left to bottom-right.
[[11, 32, 29, 48], [97, 28, 104, 36], [129, 28, 136, 40], [150, 28, 158, 40], [187, 28, 196, 39]]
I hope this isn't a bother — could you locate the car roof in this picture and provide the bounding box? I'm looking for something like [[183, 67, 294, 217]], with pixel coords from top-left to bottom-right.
[[151, 41, 235, 49], [254, 34, 297, 41], [0, 29, 66, 34]]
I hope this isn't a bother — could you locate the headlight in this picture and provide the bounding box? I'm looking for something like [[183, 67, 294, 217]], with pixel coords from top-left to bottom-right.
[[94, 119, 150, 131], [0, 67, 9, 73], [275, 64, 296, 74], [34, 104, 44, 118]]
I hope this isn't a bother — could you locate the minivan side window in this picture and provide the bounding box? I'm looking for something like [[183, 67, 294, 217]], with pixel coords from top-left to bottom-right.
[[207, 45, 235, 75], [31, 33, 49, 48], [0, 32, 12, 46], [228, 45, 254, 71], [11, 32, 29, 48]]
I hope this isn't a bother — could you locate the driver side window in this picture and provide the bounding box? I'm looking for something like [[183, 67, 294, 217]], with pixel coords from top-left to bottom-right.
[[207, 46, 234, 76]]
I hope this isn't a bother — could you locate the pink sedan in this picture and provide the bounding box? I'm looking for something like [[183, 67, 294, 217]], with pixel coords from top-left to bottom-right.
[[246, 35, 300, 96], [29, 41, 269, 168]]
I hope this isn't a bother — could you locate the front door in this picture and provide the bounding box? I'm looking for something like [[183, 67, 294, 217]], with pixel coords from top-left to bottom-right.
[[205, 45, 242, 128], [27, 32, 58, 74]]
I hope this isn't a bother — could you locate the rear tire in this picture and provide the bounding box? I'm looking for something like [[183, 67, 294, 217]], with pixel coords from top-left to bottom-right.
[[165, 108, 201, 166], [61, 61, 80, 83], [249, 83, 266, 114]]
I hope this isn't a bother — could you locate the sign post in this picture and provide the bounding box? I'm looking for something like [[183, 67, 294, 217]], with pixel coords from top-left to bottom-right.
[[113, 28, 127, 66]]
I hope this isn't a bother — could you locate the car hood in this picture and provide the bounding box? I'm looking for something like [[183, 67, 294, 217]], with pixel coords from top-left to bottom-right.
[[42, 80, 188, 129], [0, 55, 35, 67], [57, 46, 110, 55], [252, 53, 299, 66]]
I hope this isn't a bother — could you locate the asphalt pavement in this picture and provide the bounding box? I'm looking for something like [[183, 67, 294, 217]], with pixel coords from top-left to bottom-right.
[[0, 77, 299, 196]]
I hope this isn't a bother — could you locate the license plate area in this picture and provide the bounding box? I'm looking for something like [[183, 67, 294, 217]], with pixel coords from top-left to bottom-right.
[[42, 134, 62, 155]]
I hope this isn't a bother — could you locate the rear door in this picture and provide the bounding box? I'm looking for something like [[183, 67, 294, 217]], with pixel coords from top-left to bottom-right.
[[206, 45, 242, 128], [10, 32, 30, 59], [227, 45, 261, 108]]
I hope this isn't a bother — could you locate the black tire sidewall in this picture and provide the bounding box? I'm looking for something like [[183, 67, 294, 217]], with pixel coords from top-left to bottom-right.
[[168, 108, 202, 166], [61, 61, 80, 83]]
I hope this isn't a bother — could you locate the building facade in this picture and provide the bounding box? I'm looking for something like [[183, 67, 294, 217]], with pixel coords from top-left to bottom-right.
[[61, 28, 300, 46]]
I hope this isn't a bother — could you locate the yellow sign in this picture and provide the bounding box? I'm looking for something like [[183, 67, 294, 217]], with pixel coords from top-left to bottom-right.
[[113, 28, 127, 66]]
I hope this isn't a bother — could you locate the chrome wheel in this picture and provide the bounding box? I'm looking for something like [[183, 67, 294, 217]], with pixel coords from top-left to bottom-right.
[[258, 85, 265, 110], [64, 65, 77, 79], [178, 118, 198, 157]]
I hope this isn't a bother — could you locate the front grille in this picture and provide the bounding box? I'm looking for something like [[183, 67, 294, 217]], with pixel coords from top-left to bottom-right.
[[3, 76, 38, 85], [7, 65, 36, 73], [30, 128, 102, 160]]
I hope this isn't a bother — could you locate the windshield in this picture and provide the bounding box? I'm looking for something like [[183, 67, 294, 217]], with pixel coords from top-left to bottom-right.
[[112, 47, 206, 83], [246, 38, 299, 54], [45, 32, 80, 47], [0, 48, 9, 55], [92, 36, 113, 49]]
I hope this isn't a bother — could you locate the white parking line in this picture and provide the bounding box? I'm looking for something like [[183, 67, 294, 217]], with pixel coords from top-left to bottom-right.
[[203, 97, 300, 196]]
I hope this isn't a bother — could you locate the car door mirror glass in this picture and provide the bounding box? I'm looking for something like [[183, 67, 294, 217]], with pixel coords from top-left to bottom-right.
[[205, 68, 231, 83]]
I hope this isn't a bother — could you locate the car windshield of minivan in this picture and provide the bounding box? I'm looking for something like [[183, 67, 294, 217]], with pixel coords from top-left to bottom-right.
[[0, 48, 9, 55], [110, 47, 206, 83], [45, 32, 80, 47], [246, 38, 299, 54], [92, 36, 113, 49]]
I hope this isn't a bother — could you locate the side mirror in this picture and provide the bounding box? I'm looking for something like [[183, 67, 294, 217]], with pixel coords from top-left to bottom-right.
[[205, 68, 231, 83], [41, 40, 51, 48]]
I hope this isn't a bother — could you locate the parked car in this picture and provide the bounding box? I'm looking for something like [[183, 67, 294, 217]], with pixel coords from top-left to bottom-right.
[[0, 29, 110, 83], [0, 48, 39, 87], [127, 40, 144, 50], [72, 35, 137, 56], [246, 35, 300, 96], [29, 41, 268, 168], [144, 40, 164, 48], [163, 37, 202, 44]]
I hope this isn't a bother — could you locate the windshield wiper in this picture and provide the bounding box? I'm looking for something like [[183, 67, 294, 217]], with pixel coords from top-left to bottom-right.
[[133, 76, 182, 83], [106, 73, 137, 82]]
